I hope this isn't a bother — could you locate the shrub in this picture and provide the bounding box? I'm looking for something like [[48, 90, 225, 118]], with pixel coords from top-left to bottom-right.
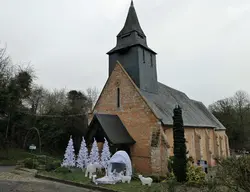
[[172, 106, 187, 182], [186, 163, 206, 186], [167, 171, 176, 181], [167, 156, 174, 172], [23, 158, 39, 169], [150, 175, 166, 183], [215, 155, 250, 192], [45, 160, 61, 172]]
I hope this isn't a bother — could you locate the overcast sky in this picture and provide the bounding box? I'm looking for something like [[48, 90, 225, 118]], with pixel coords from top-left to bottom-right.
[[0, 0, 249, 106]]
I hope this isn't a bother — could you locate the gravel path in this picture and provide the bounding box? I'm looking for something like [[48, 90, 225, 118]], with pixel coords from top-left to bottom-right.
[[0, 166, 100, 192], [0, 166, 16, 173], [0, 180, 99, 192]]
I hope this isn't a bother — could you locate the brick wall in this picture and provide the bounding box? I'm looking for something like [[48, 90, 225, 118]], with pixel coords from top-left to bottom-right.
[[163, 127, 230, 165], [89, 63, 162, 174]]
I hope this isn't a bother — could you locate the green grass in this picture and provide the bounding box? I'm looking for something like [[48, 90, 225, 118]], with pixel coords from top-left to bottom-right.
[[38, 170, 212, 192], [0, 148, 35, 165], [39, 170, 165, 192], [0, 148, 61, 166]]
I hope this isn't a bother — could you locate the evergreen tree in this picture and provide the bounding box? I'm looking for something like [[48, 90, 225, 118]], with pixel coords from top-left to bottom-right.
[[61, 135, 76, 168], [101, 137, 111, 171], [172, 105, 187, 182], [76, 136, 89, 169], [89, 138, 100, 164]]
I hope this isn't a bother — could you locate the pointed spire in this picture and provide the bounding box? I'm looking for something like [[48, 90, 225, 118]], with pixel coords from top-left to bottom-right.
[[131, 0, 134, 6], [117, 1, 145, 37]]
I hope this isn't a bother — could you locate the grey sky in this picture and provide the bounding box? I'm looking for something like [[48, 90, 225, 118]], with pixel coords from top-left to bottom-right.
[[0, 0, 249, 106]]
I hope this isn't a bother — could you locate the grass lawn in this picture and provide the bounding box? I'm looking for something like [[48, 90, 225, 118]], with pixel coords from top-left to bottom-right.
[[39, 170, 163, 192], [38, 170, 206, 192], [0, 148, 61, 166], [0, 148, 35, 165]]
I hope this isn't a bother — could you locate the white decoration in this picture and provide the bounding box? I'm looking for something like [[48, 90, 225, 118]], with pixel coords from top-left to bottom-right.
[[89, 138, 100, 164], [92, 174, 98, 185], [61, 135, 76, 168], [85, 163, 98, 179], [101, 137, 111, 174], [93, 151, 133, 185], [138, 175, 153, 186], [119, 172, 131, 183], [76, 137, 89, 169], [107, 151, 132, 176]]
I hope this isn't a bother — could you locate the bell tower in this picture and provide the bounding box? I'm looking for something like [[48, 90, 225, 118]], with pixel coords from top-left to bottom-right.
[[107, 0, 158, 93]]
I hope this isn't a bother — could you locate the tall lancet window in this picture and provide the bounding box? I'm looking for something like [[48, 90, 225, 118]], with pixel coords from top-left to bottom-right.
[[117, 88, 120, 108]]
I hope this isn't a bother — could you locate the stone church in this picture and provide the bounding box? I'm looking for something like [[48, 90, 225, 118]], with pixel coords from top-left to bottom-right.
[[87, 1, 230, 175]]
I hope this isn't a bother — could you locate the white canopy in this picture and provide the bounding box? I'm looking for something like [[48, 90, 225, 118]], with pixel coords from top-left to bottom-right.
[[107, 150, 132, 176]]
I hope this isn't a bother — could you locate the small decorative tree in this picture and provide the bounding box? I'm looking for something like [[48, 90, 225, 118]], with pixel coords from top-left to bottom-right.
[[89, 138, 100, 164], [101, 137, 111, 175], [172, 105, 187, 182], [76, 136, 89, 169], [61, 135, 76, 168]]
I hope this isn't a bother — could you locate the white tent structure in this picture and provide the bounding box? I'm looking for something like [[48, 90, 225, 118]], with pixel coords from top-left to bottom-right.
[[95, 150, 132, 185], [107, 150, 132, 176]]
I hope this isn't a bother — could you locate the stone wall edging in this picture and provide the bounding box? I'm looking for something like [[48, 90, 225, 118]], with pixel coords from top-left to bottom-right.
[[35, 173, 118, 192]]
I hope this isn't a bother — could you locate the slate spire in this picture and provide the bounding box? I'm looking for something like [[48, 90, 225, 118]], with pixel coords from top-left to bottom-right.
[[117, 0, 145, 37], [107, 1, 158, 94]]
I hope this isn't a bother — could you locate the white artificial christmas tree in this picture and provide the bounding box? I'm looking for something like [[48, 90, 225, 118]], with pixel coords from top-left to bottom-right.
[[101, 137, 111, 175], [89, 138, 100, 164], [61, 135, 76, 168], [76, 136, 89, 169]]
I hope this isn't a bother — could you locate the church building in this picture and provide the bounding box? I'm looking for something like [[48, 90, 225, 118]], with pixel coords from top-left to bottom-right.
[[87, 1, 230, 175]]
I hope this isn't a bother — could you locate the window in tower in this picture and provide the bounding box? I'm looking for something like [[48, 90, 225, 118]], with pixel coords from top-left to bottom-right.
[[143, 50, 145, 63], [150, 53, 153, 67], [117, 87, 120, 108]]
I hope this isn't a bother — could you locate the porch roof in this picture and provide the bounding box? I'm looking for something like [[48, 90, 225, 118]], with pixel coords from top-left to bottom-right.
[[88, 113, 136, 145]]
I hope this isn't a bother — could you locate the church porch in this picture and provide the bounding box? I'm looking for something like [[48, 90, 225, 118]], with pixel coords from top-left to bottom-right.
[[86, 113, 136, 157]]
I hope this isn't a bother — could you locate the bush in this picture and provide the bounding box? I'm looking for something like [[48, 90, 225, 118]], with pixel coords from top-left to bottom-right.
[[23, 158, 39, 169], [45, 160, 61, 172], [215, 155, 250, 192], [167, 156, 174, 172], [186, 163, 206, 186], [150, 175, 166, 183], [166, 171, 176, 181]]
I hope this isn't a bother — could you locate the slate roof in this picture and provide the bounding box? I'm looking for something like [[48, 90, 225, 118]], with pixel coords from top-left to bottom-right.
[[90, 114, 136, 144], [140, 82, 226, 130], [117, 0, 145, 38], [107, 1, 156, 55]]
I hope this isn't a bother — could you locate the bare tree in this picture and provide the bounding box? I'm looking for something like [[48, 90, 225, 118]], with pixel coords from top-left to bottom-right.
[[39, 88, 67, 114], [209, 90, 250, 150], [86, 87, 99, 111]]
